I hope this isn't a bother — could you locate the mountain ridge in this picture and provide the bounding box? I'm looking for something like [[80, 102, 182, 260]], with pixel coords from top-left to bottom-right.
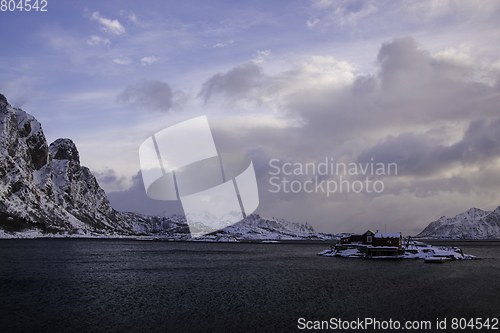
[[417, 206, 500, 239], [0, 93, 333, 241]]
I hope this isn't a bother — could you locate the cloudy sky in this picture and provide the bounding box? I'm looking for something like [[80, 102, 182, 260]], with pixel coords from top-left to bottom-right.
[[1, 0, 500, 235]]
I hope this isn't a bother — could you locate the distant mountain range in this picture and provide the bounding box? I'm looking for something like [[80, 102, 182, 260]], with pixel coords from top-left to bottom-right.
[[417, 207, 500, 239], [1, 93, 498, 240], [0, 93, 334, 241]]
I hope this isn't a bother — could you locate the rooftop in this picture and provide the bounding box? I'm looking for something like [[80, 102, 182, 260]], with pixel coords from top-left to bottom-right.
[[374, 232, 401, 238]]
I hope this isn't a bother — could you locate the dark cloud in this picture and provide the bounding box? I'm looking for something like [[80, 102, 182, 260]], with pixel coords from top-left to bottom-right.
[[357, 117, 500, 176], [376, 37, 430, 89], [296, 38, 495, 137], [193, 37, 500, 233], [407, 177, 472, 198], [377, 37, 474, 89], [117, 80, 177, 112], [459, 118, 500, 163], [93, 168, 127, 193], [351, 74, 377, 95], [106, 171, 184, 216], [251, 37, 500, 168], [198, 62, 264, 103]]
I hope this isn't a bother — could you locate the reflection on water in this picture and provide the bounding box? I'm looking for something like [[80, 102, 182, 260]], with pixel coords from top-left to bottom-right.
[[1, 239, 498, 333]]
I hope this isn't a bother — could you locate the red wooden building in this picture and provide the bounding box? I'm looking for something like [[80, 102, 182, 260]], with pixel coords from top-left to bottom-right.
[[341, 230, 402, 249], [372, 232, 402, 248]]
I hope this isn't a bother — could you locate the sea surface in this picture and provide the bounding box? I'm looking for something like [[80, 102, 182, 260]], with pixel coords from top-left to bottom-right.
[[0, 239, 499, 333]]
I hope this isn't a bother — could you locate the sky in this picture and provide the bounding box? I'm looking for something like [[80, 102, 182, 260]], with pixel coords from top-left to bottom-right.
[[1, 0, 500, 235]]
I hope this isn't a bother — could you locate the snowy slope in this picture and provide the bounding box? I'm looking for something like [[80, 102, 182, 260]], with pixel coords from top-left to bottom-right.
[[417, 207, 500, 239]]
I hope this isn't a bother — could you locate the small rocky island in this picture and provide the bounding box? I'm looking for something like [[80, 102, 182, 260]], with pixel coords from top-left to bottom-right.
[[318, 230, 475, 261]]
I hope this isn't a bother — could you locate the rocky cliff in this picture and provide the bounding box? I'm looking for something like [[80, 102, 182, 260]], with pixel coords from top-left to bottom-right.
[[0, 93, 139, 234]]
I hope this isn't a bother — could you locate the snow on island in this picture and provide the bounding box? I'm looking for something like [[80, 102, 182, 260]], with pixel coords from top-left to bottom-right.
[[318, 230, 475, 261]]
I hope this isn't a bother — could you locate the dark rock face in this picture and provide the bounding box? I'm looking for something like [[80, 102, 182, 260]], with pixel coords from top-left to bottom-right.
[[50, 138, 80, 163], [24, 123, 49, 170]]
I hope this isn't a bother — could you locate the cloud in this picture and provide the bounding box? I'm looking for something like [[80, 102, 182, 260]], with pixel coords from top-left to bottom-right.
[[128, 12, 139, 24], [337, 3, 378, 26], [140, 56, 158, 65], [309, 0, 378, 27], [404, 0, 500, 22], [273, 37, 499, 157], [113, 57, 132, 65], [433, 46, 473, 67], [119, 10, 141, 25], [87, 35, 110, 46], [194, 36, 500, 233], [116, 80, 176, 112], [93, 168, 127, 193], [310, 0, 334, 10], [306, 19, 320, 28], [41, 29, 125, 72], [91, 11, 125, 35], [198, 55, 355, 108], [357, 117, 500, 177], [198, 62, 265, 103], [200, 37, 498, 158], [213, 40, 234, 48], [253, 50, 271, 63]]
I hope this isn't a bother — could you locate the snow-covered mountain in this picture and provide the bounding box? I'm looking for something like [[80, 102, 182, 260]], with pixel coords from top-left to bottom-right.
[[0, 93, 146, 235], [417, 207, 500, 239], [0, 93, 334, 241], [127, 213, 335, 242], [205, 213, 333, 241]]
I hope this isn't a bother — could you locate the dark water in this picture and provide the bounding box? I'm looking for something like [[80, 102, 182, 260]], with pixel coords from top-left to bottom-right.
[[0, 239, 499, 333]]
